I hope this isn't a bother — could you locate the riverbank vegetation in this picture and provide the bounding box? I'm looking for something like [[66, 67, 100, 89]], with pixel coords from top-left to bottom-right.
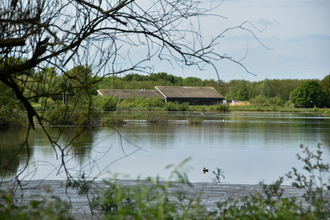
[[1, 145, 329, 219], [2, 70, 329, 127], [187, 116, 204, 125]]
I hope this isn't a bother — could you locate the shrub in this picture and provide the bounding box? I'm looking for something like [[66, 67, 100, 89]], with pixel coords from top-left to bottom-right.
[[284, 100, 292, 107], [0, 189, 73, 220], [101, 114, 124, 126], [143, 97, 165, 108], [187, 116, 203, 125], [118, 96, 164, 110], [324, 109, 330, 116], [217, 144, 330, 219], [276, 98, 284, 106], [294, 80, 325, 108], [285, 144, 330, 218], [91, 144, 330, 220], [38, 97, 55, 110], [165, 101, 177, 111], [165, 101, 189, 111], [178, 102, 189, 111], [214, 104, 229, 112], [101, 96, 118, 111], [250, 94, 268, 106], [146, 111, 169, 124], [46, 105, 101, 125], [92, 158, 212, 219], [0, 107, 27, 127], [268, 96, 285, 106]]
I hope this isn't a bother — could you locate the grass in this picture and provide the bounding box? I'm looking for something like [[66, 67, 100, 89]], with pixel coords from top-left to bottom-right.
[[228, 105, 327, 113], [324, 109, 330, 116]]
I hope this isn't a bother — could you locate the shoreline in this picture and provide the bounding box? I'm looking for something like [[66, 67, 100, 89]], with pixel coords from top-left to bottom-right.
[[1, 179, 306, 220]]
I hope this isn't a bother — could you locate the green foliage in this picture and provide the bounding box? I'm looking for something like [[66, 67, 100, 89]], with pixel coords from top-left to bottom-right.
[[249, 95, 284, 107], [165, 101, 189, 111], [0, 81, 28, 127], [119, 96, 165, 111], [217, 144, 330, 220], [90, 144, 330, 220], [45, 105, 101, 125], [2, 144, 329, 219], [95, 74, 311, 107], [286, 144, 330, 218], [146, 111, 169, 124], [182, 76, 203, 86], [217, 190, 304, 219], [294, 80, 325, 108], [187, 117, 203, 125], [164, 102, 177, 111], [95, 73, 318, 110], [121, 72, 177, 84], [102, 113, 124, 126], [38, 97, 55, 110], [324, 109, 330, 116], [0, 107, 27, 127], [212, 104, 229, 112], [261, 78, 274, 97], [212, 168, 225, 183], [268, 96, 285, 106], [250, 94, 268, 106], [289, 88, 297, 104], [227, 80, 250, 101], [101, 97, 118, 111], [146, 97, 165, 108], [93, 158, 213, 219], [66, 64, 99, 96], [320, 74, 330, 107], [284, 100, 293, 107], [0, 189, 73, 220]]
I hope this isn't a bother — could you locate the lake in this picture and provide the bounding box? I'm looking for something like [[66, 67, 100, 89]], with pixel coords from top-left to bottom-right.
[[1, 112, 329, 184]]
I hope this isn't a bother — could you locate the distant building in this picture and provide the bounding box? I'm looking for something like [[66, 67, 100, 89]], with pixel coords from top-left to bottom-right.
[[155, 86, 224, 105], [97, 86, 225, 105], [97, 89, 163, 100]]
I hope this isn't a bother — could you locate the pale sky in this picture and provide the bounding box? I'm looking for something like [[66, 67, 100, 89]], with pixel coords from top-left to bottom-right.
[[136, 0, 330, 82]]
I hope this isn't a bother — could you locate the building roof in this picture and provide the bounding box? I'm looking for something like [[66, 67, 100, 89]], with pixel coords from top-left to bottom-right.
[[155, 86, 224, 99], [97, 89, 163, 99]]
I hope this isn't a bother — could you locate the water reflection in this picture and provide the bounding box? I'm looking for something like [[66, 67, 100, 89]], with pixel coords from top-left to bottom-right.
[[1, 112, 329, 184], [0, 128, 35, 178]]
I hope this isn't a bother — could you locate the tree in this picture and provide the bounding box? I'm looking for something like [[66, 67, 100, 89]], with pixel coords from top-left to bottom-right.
[[182, 76, 203, 86], [236, 80, 250, 101], [294, 80, 325, 108], [1, 0, 266, 185], [320, 74, 330, 107], [100, 96, 118, 111], [261, 78, 273, 98], [226, 80, 250, 101]]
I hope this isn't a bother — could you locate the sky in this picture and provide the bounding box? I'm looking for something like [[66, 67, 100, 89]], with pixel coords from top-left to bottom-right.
[[137, 0, 330, 82]]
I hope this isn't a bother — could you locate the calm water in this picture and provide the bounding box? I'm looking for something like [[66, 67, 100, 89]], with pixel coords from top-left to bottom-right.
[[1, 112, 329, 184]]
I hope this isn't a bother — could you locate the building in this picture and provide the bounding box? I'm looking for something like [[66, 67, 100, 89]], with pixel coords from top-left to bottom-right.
[[97, 89, 163, 100], [155, 86, 224, 105], [97, 86, 224, 105]]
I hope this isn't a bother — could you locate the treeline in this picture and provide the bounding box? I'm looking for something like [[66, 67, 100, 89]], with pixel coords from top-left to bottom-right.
[[97, 72, 207, 90], [99, 72, 330, 108], [1, 58, 329, 120]]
